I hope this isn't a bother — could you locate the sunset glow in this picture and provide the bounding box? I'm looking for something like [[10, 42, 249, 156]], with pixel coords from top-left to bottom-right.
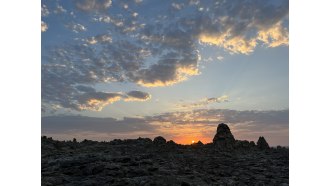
[[39, 1, 291, 185], [41, 0, 289, 146], [170, 134, 213, 145]]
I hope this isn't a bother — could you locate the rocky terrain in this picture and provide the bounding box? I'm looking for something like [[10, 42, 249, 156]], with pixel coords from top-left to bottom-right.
[[42, 123, 289, 186]]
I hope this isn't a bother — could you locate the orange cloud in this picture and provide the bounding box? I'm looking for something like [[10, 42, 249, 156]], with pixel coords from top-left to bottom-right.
[[41, 21, 48, 32], [137, 65, 200, 87], [257, 22, 289, 47], [79, 96, 121, 111]]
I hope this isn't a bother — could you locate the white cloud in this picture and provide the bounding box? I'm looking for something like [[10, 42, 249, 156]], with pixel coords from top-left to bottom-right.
[[134, 0, 143, 4], [54, 4, 67, 14], [179, 95, 229, 108], [75, 0, 112, 12], [216, 56, 223, 61], [67, 23, 87, 33], [41, 21, 48, 32], [172, 3, 183, 10], [41, 4, 50, 17], [85, 34, 112, 45], [132, 12, 138, 17]]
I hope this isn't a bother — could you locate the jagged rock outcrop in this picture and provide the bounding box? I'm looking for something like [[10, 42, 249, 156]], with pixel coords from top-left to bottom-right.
[[257, 136, 270, 150], [196, 140, 204, 146], [213, 123, 236, 149], [235, 140, 256, 149], [153, 136, 166, 145]]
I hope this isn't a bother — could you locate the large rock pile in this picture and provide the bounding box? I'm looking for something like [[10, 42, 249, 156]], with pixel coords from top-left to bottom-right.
[[213, 123, 236, 149]]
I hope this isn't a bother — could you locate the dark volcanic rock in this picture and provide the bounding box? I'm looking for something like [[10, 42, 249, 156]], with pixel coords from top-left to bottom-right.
[[257, 136, 270, 150], [213, 123, 236, 149], [42, 125, 288, 186], [235, 140, 254, 149], [196, 140, 204, 146], [166, 140, 176, 145], [250, 141, 256, 147], [136, 137, 153, 145], [153, 136, 166, 145]]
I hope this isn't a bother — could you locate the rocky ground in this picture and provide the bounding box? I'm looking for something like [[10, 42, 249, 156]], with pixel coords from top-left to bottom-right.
[[41, 124, 289, 186]]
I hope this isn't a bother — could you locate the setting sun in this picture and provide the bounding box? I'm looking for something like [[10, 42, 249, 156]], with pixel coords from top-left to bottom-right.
[[192, 140, 195, 144]]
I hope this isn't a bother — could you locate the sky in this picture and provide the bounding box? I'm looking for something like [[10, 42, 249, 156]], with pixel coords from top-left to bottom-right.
[[41, 0, 289, 146]]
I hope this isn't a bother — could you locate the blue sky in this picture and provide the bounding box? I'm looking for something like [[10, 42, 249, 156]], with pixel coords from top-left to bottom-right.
[[41, 0, 289, 145]]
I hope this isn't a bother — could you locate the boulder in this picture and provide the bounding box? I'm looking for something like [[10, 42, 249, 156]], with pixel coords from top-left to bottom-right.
[[213, 123, 235, 149], [166, 140, 177, 145], [153, 136, 166, 145], [257, 136, 270, 150]]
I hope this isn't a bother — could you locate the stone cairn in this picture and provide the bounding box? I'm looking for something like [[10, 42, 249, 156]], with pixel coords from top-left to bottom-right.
[[257, 136, 270, 150], [213, 123, 236, 149], [213, 123, 270, 150]]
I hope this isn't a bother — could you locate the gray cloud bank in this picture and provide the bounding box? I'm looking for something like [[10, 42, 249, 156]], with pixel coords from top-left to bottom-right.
[[42, 84, 151, 111], [42, 109, 289, 146], [42, 0, 288, 112]]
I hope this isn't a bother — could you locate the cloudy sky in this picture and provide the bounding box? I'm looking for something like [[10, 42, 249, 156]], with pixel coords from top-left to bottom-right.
[[41, 0, 289, 146]]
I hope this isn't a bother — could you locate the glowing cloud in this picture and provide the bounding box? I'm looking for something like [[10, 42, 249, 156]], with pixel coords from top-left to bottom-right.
[[75, 0, 112, 12], [77, 92, 122, 111], [41, 21, 48, 32], [257, 22, 289, 47]]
